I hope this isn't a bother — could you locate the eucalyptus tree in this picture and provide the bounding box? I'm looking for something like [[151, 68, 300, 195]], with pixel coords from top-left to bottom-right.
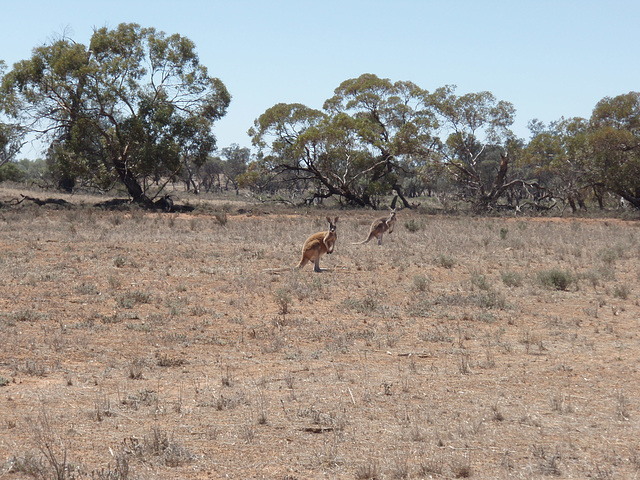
[[588, 92, 640, 209], [432, 88, 523, 210], [0, 122, 23, 169], [249, 103, 334, 200], [322, 74, 441, 208], [0, 61, 25, 168], [525, 93, 640, 211], [1, 23, 230, 204], [220, 144, 250, 193], [250, 74, 441, 208], [525, 117, 593, 212]]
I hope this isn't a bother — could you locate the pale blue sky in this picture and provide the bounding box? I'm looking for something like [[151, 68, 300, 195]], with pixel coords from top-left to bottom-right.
[[2, 0, 638, 158]]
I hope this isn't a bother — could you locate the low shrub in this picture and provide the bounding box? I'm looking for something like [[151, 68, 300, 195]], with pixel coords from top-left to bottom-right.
[[537, 269, 575, 291]]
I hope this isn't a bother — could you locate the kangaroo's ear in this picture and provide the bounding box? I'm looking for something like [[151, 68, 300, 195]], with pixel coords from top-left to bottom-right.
[[334, 217, 339, 224], [326, 216, 331, 224]]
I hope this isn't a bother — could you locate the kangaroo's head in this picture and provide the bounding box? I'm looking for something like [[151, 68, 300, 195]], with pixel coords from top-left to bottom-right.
[[387, 209, 396, 223], [326, 216, 338, 233]]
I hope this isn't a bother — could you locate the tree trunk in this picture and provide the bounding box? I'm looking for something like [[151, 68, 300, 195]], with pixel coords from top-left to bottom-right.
[[113, 156, 151, 205], [392, 184, 414, 209], [617, 191, 640, 210], [577, 192, 587, 211], [593, 185, 605, 209], [486, 153, 510, 208]]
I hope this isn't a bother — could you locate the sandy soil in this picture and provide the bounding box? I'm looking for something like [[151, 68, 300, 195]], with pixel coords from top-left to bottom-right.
[[1, 193, 639, 479]]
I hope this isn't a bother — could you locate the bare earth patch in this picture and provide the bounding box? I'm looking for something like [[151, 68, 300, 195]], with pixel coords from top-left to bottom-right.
[[1, 197, 639, 479]]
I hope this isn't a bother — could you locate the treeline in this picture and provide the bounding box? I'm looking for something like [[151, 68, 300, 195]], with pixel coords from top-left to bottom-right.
[[244, 77, 640, 213], [1, 24, 639, 212], [0, 146, 250, 196]]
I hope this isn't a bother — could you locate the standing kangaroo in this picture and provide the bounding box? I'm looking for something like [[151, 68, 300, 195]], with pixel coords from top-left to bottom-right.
[[353, 209, 396, 246], [297, 216, 339, 272]]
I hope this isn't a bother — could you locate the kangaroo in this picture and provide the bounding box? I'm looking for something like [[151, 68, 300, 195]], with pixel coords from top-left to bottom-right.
[[297, 216, 339, 272], [353, 209, 396, 246]]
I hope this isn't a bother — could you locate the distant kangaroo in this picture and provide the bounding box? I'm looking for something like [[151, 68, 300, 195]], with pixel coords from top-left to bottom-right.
[[297, 216, 339, 272], [353, 209, 396, 245]]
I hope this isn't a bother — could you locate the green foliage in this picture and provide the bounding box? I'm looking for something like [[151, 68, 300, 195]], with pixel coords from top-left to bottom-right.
[[274, 288, 292, 315], [404, 219, 421, 232], [412, 275, 430, 292], [436, 254, 456, 269], [526, 92, 640, 211], [250, 74, 523, 209], [11, 158, 49, 182], [250, 74, 441, 208], [1, 23, 230, 201], [435, 89, 519, 210], [470, 271, 492, 291], [472, 290, 507, 309], [0, 162, 23, 182], [219, 144, 249, 191], [537, 269, 575, 291], [343, 295, 378, 314], [525, 117, 593, 212], [0, 64, 25, 168], [117, 290, 152, 309], [588, 92, 640, 209], [599, 247, 620, 265], [501, 270, 523, 288], [613, 284, 630, 300]]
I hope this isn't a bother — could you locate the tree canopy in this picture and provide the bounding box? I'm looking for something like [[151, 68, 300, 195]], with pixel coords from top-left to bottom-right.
[[249, 73, 640, 212], [525, 92, 640, 211], [0, 61, 25, 169], [588, 92, 640, 209], [249, 75, 438, 208], [1, 23, 230, 204], [250, 74, 521, 209]]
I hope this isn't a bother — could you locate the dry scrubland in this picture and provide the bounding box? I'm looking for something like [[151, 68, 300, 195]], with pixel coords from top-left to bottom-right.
[[0, 190, 640, 479]]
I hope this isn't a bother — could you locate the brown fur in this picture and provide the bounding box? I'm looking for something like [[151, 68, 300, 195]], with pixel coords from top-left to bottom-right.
[[297, 216, 339, 272], [353, 210, 396, 245]]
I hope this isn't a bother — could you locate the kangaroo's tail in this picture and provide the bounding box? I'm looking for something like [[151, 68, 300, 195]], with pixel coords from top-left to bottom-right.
[[352, 236, 372, 245]]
